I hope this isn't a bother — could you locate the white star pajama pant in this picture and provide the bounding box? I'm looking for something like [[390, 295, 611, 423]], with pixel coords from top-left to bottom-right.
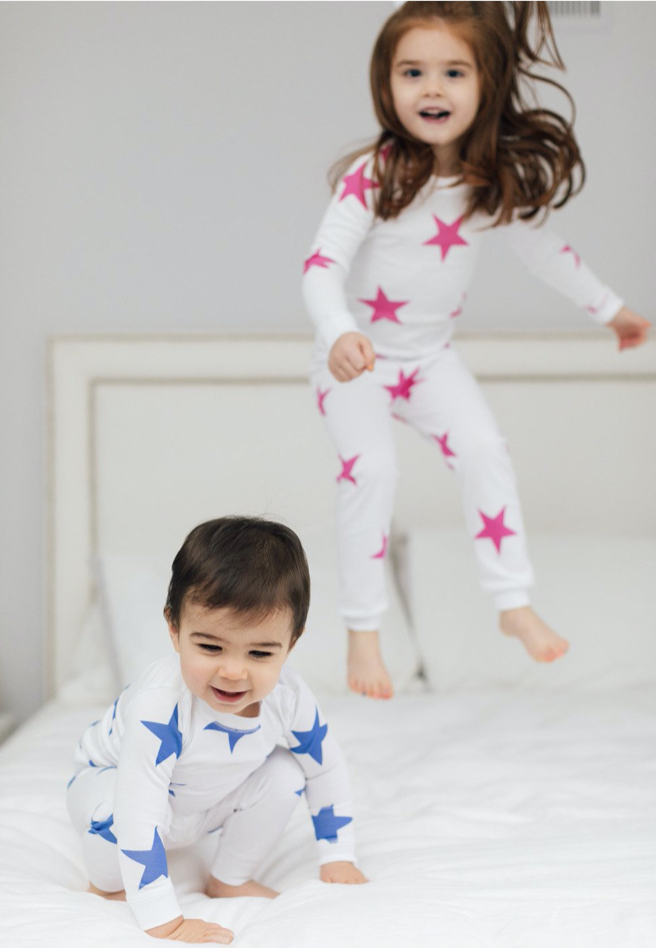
[[66, 746, 303, 892], [311, 344, 535, 631]]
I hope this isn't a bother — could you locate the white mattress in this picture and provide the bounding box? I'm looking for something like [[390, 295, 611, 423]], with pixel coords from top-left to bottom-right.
[[2, 686, 656, 947]]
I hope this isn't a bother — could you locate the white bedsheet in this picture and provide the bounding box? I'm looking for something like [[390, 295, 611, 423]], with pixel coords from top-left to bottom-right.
[[1, 687, 656, 948]]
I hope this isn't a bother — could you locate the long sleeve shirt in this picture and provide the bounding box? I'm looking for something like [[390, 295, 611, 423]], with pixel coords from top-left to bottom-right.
[[302, 154, 623, 360]]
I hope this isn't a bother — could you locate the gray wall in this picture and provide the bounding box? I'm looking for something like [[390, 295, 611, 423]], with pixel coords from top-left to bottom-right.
[[1, 2, 654, 724]]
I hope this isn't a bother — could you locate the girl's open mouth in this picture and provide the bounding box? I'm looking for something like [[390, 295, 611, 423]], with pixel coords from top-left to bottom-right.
[[419, 109, 450, 123], [211, 687, 247, 703]]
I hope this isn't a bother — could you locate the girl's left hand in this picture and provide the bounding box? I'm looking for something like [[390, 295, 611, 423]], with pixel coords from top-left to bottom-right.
[[608, 306, 651, 351], [320, 861, 369, 885]]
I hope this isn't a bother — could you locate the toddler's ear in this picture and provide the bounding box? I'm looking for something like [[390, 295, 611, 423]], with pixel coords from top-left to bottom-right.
[[287, 629, 304, 654], [165, 609, 181, 653]]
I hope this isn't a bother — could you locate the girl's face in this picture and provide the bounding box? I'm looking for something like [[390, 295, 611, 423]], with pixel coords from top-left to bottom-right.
[[168, 602, 294, 718], [390, 23, 481, 172]]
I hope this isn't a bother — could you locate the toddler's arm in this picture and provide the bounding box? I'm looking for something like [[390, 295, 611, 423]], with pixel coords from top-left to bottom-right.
[[281, 668, 364, 882], [302, 153, 378, 367], [495, 218, 625, 326]]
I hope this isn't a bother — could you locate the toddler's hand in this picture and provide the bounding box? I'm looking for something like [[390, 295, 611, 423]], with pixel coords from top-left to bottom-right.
[[328, 332, 376, 382], [320, 861, 368, 885], [608, 306, 651, 351], [147, 916, 233, 943]]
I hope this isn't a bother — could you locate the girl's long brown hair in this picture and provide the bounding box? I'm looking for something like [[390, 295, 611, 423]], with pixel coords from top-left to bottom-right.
[[330, 1, 585, 225]]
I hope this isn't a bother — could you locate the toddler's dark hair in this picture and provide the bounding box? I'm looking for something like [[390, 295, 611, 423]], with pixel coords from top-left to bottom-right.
[[165, 517, 310, 645]]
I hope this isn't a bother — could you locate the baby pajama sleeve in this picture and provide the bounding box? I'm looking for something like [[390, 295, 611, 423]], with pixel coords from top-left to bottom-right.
[[113, 688, 184, 930], [283, 670, 357, 867]]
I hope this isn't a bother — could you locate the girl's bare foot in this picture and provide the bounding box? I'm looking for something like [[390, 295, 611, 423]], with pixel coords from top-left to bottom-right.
[[205, 877, 278, 899], [88, 882, 126, 900], [499, 606, 569, 662], [347, 630, 393, 699]]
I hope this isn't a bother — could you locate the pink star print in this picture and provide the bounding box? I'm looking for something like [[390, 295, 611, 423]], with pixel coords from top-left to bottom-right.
[[586, 290, 609, 315], [384, 368, 422, 402], [316, 387, 331, 416], [339, 161, 380, 209], [337, 454, 360, 485], [423, 215, 468, 261], [359, 287, 409, 324], [303, 249, 336, 274], [474, 507, 516, 554], [371, 533, 388, 560], [432, 432, 457, 468], [449, 292, 467, 319], [560, 245, 581, 268]]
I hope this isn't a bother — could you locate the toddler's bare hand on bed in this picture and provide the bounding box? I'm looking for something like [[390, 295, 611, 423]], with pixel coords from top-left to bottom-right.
[[146, 915, 233, 943], [608, 306, 651, 351], [328, 333, 376, 382], [320, 861, 368, 884]]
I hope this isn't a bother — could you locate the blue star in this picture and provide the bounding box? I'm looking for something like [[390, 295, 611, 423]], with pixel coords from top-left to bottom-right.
[[204, 720, 261, 753], [121, 827, 168, 889], [141, 705, 182, 766], [311, 805, 353, 843], [290, 709, 327, 764], [108, 697, 119, 735], [295, 786, 305, 796], [89, 814, 117, 844]]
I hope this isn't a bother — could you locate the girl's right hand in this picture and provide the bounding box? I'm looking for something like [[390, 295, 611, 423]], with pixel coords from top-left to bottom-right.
[[147, 916, 233, 943], [328, 332, 376, 382]]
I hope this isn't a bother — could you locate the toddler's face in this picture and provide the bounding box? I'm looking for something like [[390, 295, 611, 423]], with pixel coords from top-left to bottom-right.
[[390, 23, 480, 169], [168, 602, 295, 718]]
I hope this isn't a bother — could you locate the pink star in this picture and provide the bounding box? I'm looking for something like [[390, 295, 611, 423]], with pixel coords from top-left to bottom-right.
[[316, 386, 331, 416], [336, 454, 360, 485], [303, 249, 336, 274], [339, 161, 380, 209], [384, 368, 422, 402], [432, 432, 457, 468], [358, 287, 409, 324], [371, 533, 388, 560], [449, 292, 467, 319], [474, 507, 516, 554], [423, 215, 468, 261], [586, 290, 609, 315], [560, 245, 581, 268]]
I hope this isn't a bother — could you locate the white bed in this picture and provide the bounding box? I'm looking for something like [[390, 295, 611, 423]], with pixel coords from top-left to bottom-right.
[[2, 333, 656, 947]]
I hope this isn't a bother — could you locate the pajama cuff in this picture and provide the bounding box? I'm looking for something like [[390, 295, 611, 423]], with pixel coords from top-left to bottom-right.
[[128, 882, 182, 932], [343, 615, 384, 633], [494, 590, 531, 611]]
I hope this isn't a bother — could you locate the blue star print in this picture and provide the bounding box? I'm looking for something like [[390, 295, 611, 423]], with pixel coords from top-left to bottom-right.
[[121, 827, 168, 888], [312, 805, 353, 843], [141, 705, 182, 766], [89, 815, 117, 844], [204, 720, 261, 753], [290, 708, 327, 764]]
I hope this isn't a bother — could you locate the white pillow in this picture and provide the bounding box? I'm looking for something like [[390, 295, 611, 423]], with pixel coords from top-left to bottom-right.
[[96, 531, 420, 693], [405, 529, 656, 691]]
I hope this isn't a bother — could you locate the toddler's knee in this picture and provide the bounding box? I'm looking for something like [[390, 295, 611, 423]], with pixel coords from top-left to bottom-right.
[[352, 449, 397, 490]]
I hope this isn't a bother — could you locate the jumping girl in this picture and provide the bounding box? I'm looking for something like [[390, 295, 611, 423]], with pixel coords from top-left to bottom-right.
[[302, 2, 650, 700]]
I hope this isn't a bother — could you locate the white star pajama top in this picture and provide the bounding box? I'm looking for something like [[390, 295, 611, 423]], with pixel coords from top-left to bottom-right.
[[302, 154, 623, 627], [67, 655, 355, 931]]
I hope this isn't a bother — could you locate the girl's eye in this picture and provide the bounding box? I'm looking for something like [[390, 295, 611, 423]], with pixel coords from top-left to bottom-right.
[[250, 651, 272, 659], [404, 68, 421, 78], [446, 69, 463, 79], [200, 644, 221, 653]]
